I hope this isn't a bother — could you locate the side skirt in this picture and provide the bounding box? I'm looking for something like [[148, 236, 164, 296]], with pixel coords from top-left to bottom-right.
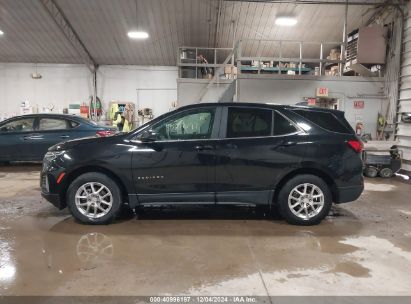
[[128, 190, 273, 208], [216, 190, 273, 205]]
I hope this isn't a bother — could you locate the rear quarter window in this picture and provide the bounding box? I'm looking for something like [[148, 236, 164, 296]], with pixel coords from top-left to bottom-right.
[[68, 120, 80, 128], [273, 111, 299, 135], [293, 110, 352, 134]]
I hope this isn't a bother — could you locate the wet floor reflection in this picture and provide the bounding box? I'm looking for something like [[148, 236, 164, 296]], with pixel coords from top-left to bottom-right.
[[76, 232, 114, 269], [0, 235, 16, 291], [0, 205, 368, 295], [1, 164, 411, 295]]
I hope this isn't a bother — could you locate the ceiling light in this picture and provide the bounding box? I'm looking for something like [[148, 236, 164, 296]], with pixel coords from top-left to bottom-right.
[[275, 16, 298, 26], [0, 30, 4, 36], [127, 31, 149, 39], [31, 73, 42, 79]]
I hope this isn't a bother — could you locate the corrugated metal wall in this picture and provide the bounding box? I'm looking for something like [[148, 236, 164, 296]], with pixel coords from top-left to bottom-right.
[[384, 12, 402, 126], [398, 2, 411, 173]]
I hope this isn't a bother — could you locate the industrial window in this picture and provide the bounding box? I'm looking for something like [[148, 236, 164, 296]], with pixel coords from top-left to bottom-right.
[[273, 111, 298, 135], [227, 107, 272, 138], [152, 108, 215, 140], [293, 110, 351, 134], [39, 118, 69, 131], [0, 118, 35, 133]]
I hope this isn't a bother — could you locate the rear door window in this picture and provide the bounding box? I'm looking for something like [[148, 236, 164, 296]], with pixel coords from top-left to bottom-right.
[[39, 118, 69, 131], [293, 110, 352, 134], [273, 111, 298, 135], [226, 107, 272, 138]]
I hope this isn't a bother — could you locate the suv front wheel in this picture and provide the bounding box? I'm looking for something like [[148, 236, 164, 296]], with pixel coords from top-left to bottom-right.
[[277, 174, 332, 225], [67, 172, 122, 224]]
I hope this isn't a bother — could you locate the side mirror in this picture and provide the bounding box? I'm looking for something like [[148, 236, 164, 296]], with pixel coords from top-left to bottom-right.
[[139, 130, 157, 142]]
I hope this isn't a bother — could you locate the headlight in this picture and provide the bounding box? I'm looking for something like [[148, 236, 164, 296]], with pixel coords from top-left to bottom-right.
[[44, 150, 66, 162]]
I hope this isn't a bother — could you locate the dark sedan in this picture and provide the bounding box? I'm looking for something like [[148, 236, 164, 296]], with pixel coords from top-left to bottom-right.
[[0, 114, 116, 162]]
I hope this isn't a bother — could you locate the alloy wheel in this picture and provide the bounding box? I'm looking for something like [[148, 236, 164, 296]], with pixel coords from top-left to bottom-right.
[[75, 182, 113, 219], [287, 183, 325, 220]]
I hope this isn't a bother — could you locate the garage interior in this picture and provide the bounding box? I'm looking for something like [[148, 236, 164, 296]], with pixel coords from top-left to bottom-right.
[[0, 0, 411, 301]]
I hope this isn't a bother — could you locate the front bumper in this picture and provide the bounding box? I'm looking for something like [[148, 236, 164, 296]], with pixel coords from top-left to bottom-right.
[[335, 184, 364, 204], [41, 192, 64, 209], [41, 163, 67, 210]]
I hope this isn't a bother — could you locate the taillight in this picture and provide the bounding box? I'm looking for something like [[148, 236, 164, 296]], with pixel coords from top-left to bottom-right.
[[96, 130, 116, 137], [347, 139, 363, 153]]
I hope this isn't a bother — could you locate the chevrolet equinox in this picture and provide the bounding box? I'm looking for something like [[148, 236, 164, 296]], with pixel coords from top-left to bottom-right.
[[41, 103, 364, 225]]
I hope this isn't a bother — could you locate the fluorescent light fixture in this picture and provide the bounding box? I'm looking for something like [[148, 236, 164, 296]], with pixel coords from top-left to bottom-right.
[[31, 73, 42, 79], [127, 31, 149, 39], [0, 30, 4, 36], [275, 16, 298, 26]]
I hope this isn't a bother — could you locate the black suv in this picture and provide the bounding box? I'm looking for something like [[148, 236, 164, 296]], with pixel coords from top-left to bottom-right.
[[41, 103, 364, 225]]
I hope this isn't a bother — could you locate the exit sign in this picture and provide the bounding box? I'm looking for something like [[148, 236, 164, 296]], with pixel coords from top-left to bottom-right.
[[307, 98, 316, 106], [316, 87, 328, 97], [354, 101, 364, 109]]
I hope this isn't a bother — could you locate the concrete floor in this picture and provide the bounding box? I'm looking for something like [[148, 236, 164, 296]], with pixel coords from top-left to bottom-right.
[[0, 164, 410, 296]]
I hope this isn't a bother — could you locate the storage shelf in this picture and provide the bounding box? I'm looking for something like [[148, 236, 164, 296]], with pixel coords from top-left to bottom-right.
[[324, 62, 340, 68], [240, 66, 312, 74]]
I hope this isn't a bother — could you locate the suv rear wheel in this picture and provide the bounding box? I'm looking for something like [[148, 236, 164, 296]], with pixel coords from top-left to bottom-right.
[[67, 172, 123, 224], [277, 174, 332, 225]]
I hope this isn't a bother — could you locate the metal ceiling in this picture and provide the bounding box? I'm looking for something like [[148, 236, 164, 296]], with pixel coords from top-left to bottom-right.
[[0, 0, 385, 66]]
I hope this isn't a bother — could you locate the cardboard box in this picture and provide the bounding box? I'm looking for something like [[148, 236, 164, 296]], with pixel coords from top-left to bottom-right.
[[330, 53, 341, 60], [20, 107, 33, 115], [68, 109, 81, 115]]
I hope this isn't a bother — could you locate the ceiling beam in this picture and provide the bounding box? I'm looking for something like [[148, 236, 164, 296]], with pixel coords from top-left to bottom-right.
[[214, 0, 223, 48], [39, 0, 97, 72], [223, 0, 387, 5]]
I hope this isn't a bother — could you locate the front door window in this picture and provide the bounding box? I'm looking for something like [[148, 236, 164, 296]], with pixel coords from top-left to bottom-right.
[[151, 108, 215, 141], [0, 118, 35, 133]]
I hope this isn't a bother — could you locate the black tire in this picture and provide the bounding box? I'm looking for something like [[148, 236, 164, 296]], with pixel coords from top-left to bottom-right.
[[277, 174, 332, 226], [364, 166, 378, 178], [66, 172, 123, 224], [379, 167, 393, 178]]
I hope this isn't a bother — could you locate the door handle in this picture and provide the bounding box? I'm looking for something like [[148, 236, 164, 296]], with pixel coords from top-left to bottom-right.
[[194, 145, 214, 151], [60, 135, 70, 139], [225, 143, 238, 149], [23, 134, 43, 140], [280, 141, 297, 147]]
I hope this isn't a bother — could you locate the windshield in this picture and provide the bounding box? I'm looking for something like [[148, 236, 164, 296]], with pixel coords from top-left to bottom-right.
[[130, 108, 180, 134]]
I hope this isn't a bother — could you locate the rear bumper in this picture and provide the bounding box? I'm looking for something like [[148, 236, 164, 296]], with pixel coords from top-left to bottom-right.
[[41, 192, 65, 209], [335, 184, 364, 204]]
